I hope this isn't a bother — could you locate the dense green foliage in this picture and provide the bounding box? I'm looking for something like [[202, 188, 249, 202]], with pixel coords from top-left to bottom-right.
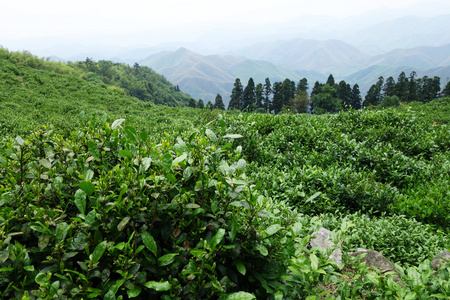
[[1, 51, 449, 299], [226, 71, 447, 115], [364, 72, 442, 107], [0, 48, 193, 109]]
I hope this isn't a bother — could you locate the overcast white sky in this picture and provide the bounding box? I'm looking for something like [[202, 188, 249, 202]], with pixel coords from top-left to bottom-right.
[[1, 0, 449, 40]]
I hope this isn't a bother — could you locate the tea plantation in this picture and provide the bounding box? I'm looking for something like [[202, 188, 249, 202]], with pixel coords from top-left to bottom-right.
[[0, 49, 449, 299]]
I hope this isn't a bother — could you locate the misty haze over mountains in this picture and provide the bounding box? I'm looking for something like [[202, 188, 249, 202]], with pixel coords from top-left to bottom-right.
[[3, 3, 450, 105]]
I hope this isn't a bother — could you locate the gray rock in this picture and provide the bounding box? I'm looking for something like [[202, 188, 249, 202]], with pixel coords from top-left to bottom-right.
[[349, 248, 396, 272], [310, 227, 343, 266], [431, 251, 450, 270]]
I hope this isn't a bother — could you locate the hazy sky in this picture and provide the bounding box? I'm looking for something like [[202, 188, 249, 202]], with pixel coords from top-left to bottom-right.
[[1, 0, 449, 41]]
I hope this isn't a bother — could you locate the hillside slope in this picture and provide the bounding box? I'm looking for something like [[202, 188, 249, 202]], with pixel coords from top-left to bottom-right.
[[0, 49, 194, 136], [0, 48, 193, 108]]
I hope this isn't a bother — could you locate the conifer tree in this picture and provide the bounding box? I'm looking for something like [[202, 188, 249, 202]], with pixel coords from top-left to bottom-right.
[[188, 98, 197, 108], [255, 83, 264, 110], [228, 78, 243, 110], [263, 78, 272, 112], [383, 76, 396, 98], [243, 78, 256, 111], [337, 80, 352, 108], [394, 72, 408, 101], [326, 74, 335, 86], [197, 99, 205, 109], [311, 81, 323, 96], [404, 71, 418, 102], [349, 84, 362, 110], [214, 93, 225, 110], [297, 78, 308, 93], [272, 82, 283, 114]]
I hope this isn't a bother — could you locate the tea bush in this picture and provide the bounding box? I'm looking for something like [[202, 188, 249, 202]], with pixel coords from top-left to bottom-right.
[[0, 118, 312, 299]]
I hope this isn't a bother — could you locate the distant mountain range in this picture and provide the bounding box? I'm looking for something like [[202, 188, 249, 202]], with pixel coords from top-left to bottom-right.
[[139, 48, 325, 103], [140, 41, 450, 105]]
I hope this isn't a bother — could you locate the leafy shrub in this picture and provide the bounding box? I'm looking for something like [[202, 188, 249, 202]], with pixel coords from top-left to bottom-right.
[[0, 118, 306, 299], [321, 213, 450, 265]]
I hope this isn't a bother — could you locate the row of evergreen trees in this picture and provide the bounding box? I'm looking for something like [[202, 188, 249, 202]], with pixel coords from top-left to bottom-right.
[[201, 72, 450, 114], [364, 71, 446, 106], [224, 75, 363, 114]]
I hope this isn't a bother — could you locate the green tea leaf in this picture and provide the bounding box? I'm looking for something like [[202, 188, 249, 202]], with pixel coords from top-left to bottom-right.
[[74, 189, 86, 215], [24, 265, 35, 271], [56, 222, 69, 243], [38, 234, 50, 250], [85, 210, 96, 226], [16, 136, 25, 146], [39, 158, 52, 169], [104, 290, 116, 300], [111, 118, 125, 130], [210, 228, 225, 251], [85, 169, 94, 181], [80, 181, 95, 196], [141, 157, 152, 172], [0, 267, 13, 272], [255, 244, 268, 256], [310, 253, 319, 271], [166, 173, 177, 183], [158, 253, 178, 266], [117, 216, 131, 231], [223, 134, 243, 139], [162, 153, 173, 171], [173, 153, 187, 165], [185, 203, 200, 209], [139, 131, 148, 142], [292, 222, 303, 236], [88, 140, 100, 161], [306, 192, 321, 203], [230, 216, 238, 241], [141, 232, 157, 256], [265, 224, 282, 237], [127, 286, 142, 298], [91, 241, 107, 263], [225, 291, 256, 300], [124, 126, 138, 142], [143, 280, 171, 291], [35, 273, 50, 285], [404, 292, 417, 300], [0, 250, 9, 263], [236, 262, 246, 275], [119, 150, 132, 159], [183, 167, 193, 179]]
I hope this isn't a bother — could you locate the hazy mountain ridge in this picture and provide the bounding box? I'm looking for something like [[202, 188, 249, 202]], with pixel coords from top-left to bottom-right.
[[368, 44, 450, 69], [139, 39, 450, 105], [232, 39, 371, 76], [140, 48, 326, 104]]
